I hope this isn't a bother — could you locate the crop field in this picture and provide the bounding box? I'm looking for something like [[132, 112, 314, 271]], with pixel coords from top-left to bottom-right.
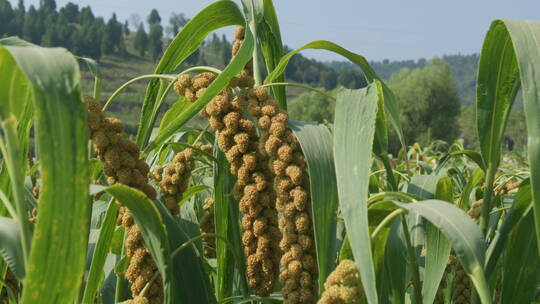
[[0, 1, 540, 304]]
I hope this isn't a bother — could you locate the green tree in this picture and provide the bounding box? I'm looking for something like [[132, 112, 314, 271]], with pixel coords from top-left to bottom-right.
[[337, 67, 366, 89], [23, 5, 40, 42], [167, 12, 188, 37], [388, 58, 461, 146], [79, 6, 94, 25], [147, 9, 161, 25], [39, 0, 56, 12], [11, 0, 25, 36], [59, 2, 79, 23], [0, 0, 15, 37], [102, 13, 124, 55], [288, 88, 340, 123], [148, 22, 163, 61], [123, 20, 130, 36], [133, 23, 148, 56]]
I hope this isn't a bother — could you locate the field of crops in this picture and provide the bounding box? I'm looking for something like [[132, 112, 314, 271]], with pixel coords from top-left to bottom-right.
[[1, 1, 539, 303]]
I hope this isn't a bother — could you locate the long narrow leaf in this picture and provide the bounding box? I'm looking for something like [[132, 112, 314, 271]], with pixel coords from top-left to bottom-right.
[[491, 19, 540, 253], [334, 84, 380, 303], [0, 38, 90, 304], [265, 40, 403, 147], [0, 217, 24, 280], [421, 177, 452, 304], [105, 185, 175, 303], [82, 201, 120, 303], [290, 121, 339, 293], [395, 200, 491, 304], [144, 26, 255, 153], [214, 148, 248, 299], [136, 1, 245, 148], [258, 0, 286, 108]]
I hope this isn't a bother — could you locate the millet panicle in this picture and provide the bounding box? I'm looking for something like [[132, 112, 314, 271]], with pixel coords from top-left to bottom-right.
[[171, 26, 280, 296], [242, 86, 318, 304], [85, 97, 163, 304], [318, 259, 363, 304]]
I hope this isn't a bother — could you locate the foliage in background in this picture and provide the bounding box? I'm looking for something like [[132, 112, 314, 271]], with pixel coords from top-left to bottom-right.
[[388, 58, 461, 147]]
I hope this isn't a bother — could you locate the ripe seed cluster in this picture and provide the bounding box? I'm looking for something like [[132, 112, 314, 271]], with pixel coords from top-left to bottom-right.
[[85, 97, 163, 304], [155, 145, 211, 215], [468, 180, 522, 219], [121, 296, 150, 304], [199, 197, 216, 258], [318, 259, 363, 304], [243, 87, 318, 303], [174, 81, 281, 295], [172, 27, 281, 296]]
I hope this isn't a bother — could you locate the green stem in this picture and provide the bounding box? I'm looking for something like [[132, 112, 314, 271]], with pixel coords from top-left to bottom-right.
[[248, 2, 262, 86], [367, 191, 416, 205], [371, 208, 404, 240], [102, 74, 176, 111], [379, 154, 398, 191], [401, 214, 423, 304], [140, 233, 237, 297], [181, 66, 222, 75], [0, 119, 31, 265], [260, 82, 336, 101], [93, 77, 102, 101], [114, 233, 130, 303], [479, 164, 496, 235]]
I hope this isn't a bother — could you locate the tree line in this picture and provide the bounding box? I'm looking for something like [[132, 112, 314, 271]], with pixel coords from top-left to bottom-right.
[[0, 0, 170, 61]]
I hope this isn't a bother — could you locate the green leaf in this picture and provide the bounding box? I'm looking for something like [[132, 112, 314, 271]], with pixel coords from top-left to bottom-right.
[[476, 22, 520, 175], [457, 167, 484, 210], [258, 0, 286, 108], [82, 201, 120, 303], [76, 56, 102, 101], [0, 37, 90, 304], [395, 200, 492, 304], [450, 150, 486, 171], [422, 177, 453, 304], [483, 19, 540, 254], [422, 221, 451, 304], [289, 120, 339, 293], [485, 180, 532, 277], [178, 185, 210, 207], [500, 210, 540, 303], [154, 199, 215, 303], [214, 148, 248, 299], [0, 217, 24, 280], [105, 185, 175, 303], [334, 85, 380, 303], [144, 26, 255, 153], [381, 218, 407, 304], [407, 174, 441, 199], [136, 0, 245, 148], [265, 40, 403, 147], [410, 176, 452, 304], [156, 97, 191, 137]]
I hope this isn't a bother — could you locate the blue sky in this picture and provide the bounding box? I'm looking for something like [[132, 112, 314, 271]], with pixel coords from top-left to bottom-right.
[[10, 0, 540, 61]]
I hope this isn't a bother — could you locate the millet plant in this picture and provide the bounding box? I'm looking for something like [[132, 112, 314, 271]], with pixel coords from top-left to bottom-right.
[[0, 1, 539, 304]]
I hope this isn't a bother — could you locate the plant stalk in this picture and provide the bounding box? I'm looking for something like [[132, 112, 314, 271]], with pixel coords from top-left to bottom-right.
[[479, 164, 496, 235], [371, 208, 404, 240], [380, 154, 399, 191], [102, 74, 176, 111], [0, 120, 31, 265], [261, 82, 336, 101], [401, 214, 423, 304], [248, 3, 262, 86]]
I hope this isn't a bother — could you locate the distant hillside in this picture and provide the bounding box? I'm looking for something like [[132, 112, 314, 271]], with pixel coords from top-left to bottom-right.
[[328, 54, 479, 105]]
